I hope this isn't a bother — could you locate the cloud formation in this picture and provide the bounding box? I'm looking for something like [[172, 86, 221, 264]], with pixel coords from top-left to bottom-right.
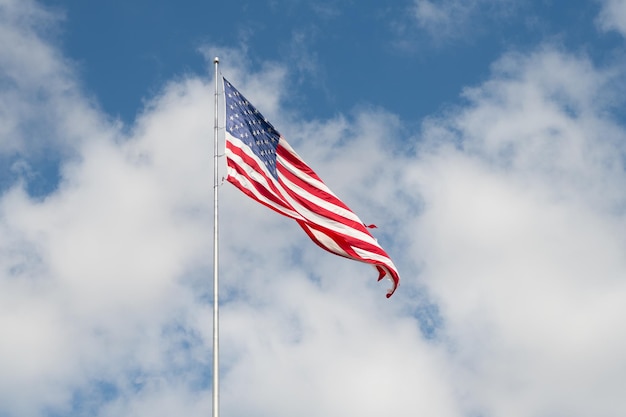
[[412, 47, 626, 417], [1, 1, 626, 417]]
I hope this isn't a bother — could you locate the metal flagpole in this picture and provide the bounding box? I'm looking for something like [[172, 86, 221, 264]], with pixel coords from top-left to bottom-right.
[[212, 56, 220, 417]]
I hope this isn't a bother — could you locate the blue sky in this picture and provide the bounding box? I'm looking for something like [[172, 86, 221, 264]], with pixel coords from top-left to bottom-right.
[[36, 0, 621, 123], [2, 1, 626, 417]]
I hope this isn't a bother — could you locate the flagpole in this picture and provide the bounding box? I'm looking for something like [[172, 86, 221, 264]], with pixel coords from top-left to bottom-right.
[[212, 56, 220, 417]]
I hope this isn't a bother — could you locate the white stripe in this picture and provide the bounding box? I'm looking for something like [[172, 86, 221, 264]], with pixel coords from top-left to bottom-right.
[[278, 166, 365, 225], [303, 225, 350, 257], [353, 246, 398, 270], [226, 134, 277, 181], [274, 177, 382, 247], [227, 165, 300, 219], [278, 142, 338, 197], [226, 137, 302, 220]]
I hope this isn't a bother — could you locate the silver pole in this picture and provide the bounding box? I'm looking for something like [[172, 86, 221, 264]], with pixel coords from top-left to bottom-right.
[[212, 56, 220, 417]]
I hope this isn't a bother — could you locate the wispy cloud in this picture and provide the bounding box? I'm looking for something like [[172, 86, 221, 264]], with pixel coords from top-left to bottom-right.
[[411, 0, 517, 42], [596, 0, 626, 36]]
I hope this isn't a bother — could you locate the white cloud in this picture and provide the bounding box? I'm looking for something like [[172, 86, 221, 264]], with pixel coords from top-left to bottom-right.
[[2, 1, 626, 417], [0, 76, 216, 415], [0, 0, 109, 158], [596, 0, 626, 36], [411, 47, 626, 417]]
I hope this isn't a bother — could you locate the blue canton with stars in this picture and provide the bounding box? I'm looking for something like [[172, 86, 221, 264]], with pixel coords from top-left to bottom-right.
[[224, 78, 281, 178]]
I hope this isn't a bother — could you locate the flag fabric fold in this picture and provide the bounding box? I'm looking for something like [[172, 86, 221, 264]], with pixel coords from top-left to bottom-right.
[[223, 77, 399, 297]]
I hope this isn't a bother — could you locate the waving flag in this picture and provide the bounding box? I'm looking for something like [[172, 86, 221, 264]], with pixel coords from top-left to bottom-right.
[[223, 78, 399, 297]]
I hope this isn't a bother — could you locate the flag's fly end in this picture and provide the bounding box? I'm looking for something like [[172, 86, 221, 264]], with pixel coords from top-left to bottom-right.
[[377, 266, 399, 298]]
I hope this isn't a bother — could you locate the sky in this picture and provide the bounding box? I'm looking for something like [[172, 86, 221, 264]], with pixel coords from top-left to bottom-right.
[[2, 0, 626, 416]]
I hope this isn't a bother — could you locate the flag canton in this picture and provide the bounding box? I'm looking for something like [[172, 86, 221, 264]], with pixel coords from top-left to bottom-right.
[[224, 79, 280, 178]]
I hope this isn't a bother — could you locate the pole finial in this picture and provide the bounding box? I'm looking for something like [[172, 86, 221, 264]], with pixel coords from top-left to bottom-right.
[[214, 56, 220, 64]]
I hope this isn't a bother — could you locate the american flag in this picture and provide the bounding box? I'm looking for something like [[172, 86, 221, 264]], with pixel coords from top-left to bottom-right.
[[223, 77, 399, 297]]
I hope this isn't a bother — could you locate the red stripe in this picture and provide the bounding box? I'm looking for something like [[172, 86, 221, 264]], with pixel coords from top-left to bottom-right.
[[227, 161, 293, 213], [276, 141, 325, 183], [278, 177, 369, 233], [226, 141, 291, 206], [227, 175, 300, 220], [277, 161, 364, 221], [277, 149, 371, 234], [296, 220, 352, 259], [299, 220, 399, 298], [296, 216, 394, 263], [275, 145, 395, 266], [275, 161, 391, 258], [275, 180, 392, 260], [277, 145, 353, 212]]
